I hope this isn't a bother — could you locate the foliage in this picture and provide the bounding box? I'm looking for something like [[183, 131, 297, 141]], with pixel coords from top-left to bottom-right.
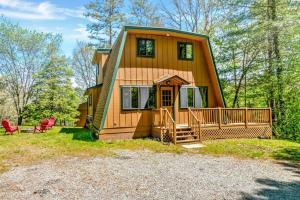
[[84, 0, 125, 46], [72, 41, 96, 89], [22, 52, 80, 125], [0, 18, 62, 125], [160, 0, 221, 34], [213, 0, 300, 140], [129, 0, 162, 26]]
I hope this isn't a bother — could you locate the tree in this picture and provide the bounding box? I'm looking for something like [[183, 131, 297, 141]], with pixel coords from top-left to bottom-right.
[[0, 18, 60, 125], [72, 41, 96, 89], [0, 76, 16, 119], [129, 0, 162, 26], [84, 0, 125, 46], [214, 0, 300, 140], [23, 54, 80, 126], [160, 0, 221, 34]]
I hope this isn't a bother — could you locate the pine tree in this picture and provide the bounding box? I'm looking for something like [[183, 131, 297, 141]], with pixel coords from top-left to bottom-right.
[[129, 0, 162, 26], [84, 0, 125, 46]]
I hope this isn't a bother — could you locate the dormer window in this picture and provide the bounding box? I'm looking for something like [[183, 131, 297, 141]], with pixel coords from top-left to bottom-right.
[[178, 42, 193, 60], [137, 38, 155, 57]]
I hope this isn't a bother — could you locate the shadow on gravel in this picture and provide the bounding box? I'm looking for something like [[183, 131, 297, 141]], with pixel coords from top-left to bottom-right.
[[241, 162, 300, 200], [59, 128, 96, 142]]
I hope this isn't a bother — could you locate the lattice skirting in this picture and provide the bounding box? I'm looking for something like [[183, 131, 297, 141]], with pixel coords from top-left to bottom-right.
[[201, 126, 272, 141]]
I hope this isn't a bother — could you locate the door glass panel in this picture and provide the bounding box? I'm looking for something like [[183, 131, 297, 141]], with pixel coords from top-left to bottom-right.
[[162, 90, 172, 106]]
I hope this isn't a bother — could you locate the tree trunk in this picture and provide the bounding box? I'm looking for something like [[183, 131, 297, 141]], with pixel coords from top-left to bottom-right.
[[267, 0, 276, 121], [17, 114, 23, 125], [272, 1, 284, 123], [109, 23, 112, 47], [232, 49, 239, 107]]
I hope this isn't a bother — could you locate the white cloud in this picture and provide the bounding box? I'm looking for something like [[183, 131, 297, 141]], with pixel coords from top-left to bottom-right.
[[69, 24, 90, 41], [0, 0, 85, 20]]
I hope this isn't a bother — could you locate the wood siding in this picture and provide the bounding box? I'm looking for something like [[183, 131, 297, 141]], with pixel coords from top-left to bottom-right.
[[101, 32, 222, 137], [93, 31, 124, 129]]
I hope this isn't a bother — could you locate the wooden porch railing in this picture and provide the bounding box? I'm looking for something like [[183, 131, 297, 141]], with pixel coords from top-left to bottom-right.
[[153, 107, 272, 144], [188, 108, 201, 142], [191, 107, 272, 128]]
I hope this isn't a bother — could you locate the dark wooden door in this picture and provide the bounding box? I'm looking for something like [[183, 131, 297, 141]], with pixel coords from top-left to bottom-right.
[[160, 87, 174, 116]]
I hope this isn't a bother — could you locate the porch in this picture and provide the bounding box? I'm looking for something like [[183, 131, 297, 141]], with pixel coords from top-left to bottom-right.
[[152, 107, 272, 144]]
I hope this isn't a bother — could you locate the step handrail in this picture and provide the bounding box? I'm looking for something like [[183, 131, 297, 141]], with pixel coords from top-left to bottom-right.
[[188, 108, 201, 142], [160, 108, 176, 144]]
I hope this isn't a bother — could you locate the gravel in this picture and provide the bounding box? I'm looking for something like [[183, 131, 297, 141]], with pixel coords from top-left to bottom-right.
[[0, 150, 299, 200]]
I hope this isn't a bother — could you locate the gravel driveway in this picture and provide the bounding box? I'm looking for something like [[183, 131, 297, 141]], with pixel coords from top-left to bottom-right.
[[0, 150, 299, 200]]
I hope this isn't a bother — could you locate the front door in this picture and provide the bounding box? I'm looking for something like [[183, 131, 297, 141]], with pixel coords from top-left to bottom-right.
[[160, 87, 174, 116]]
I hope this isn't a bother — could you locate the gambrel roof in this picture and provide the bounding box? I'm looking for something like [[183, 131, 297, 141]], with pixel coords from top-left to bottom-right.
[[93, 26, 226, 131]]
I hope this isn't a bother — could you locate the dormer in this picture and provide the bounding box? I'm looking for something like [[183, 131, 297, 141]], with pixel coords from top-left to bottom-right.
[[92, 48, 111, 84]]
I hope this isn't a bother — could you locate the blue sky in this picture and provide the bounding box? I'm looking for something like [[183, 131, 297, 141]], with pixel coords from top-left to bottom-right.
[[0, 0, 165, 57], [0, 0, 100, 57]]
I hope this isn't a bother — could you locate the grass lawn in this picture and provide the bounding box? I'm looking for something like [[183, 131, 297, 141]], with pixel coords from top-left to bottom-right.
[[0, 127, 299, 173]]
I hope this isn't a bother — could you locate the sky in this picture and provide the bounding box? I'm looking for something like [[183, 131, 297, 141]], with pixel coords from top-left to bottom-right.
[[0, 0, 166, 57], [0, 0, 95, 57]]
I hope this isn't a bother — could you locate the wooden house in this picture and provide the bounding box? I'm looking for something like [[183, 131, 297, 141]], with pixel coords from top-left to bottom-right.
[[79, 26, 272, 144]]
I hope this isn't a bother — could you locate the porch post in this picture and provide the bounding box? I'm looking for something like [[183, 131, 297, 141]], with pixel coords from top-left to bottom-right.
[[218, 107, 222, 129], [245, 108, 248, 128], [160, 108, 163, 127]]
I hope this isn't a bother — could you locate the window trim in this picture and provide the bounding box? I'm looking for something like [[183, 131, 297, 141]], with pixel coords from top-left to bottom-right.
[[179, 86, 208, 109], [136, 38, 155, 58], [177, 41, 194, 61], [121, 85, 156, 110]]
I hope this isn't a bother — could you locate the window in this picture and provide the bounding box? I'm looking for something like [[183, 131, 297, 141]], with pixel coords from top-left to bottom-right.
[[96, 63, 100, 75], [178, 42, 193, 60], [162, 90, 172, 106], [121, 86, 156, 110], [137, 38, 155, 57], [180, 86, 208, 108], [88, 95, 92, 106]]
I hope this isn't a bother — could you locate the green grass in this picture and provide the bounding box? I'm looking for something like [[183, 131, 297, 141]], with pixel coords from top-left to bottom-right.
[[0, 127, 183, 173], [0, 127, 299, 173], [201, 139, 300, 161]]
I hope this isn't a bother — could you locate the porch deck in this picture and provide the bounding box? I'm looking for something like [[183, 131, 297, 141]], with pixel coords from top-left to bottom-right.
[[152, 108, 272, 144]]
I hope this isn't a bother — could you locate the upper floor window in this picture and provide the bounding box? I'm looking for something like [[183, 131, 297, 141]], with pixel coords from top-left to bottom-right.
[[121, 86, 156, 110], [178, 42, 193, 60], [137, 38, 155, 57], [180, 86, 208, 108]]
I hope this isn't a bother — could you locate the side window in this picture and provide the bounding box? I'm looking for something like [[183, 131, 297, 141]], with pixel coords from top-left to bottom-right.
[[180, 86, 208, 108], [88, 94, 92, 106], [137, 38, 155, 57], [178, 42, 193, 60], [121, 86, 156, 110], [96, 64, 100, 75]]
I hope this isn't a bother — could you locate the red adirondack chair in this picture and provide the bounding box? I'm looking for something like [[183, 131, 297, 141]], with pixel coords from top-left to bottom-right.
[[46, 116, 55, 129], [1, 119, 20, 135], [34, 119, 49, 133]]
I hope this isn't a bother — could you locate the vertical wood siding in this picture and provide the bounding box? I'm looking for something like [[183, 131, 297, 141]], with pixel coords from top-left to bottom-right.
[[102, 33, 221, 136]]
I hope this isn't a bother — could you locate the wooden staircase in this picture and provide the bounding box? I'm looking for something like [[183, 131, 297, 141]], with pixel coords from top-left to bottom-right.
[[175, 125, 200, 144]]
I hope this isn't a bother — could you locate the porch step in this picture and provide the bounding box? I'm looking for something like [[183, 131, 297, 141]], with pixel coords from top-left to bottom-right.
[[175, 127, 199, 143]]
